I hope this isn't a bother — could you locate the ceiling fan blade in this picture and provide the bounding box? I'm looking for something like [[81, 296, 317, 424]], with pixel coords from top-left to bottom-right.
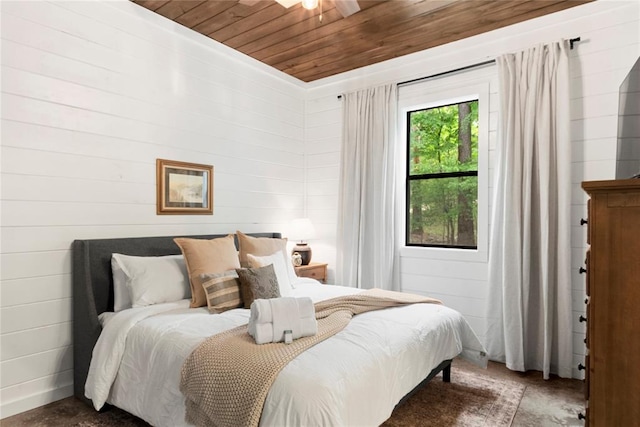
[[274, 0, 302, 8], [334, 0, 360, 17], [238, 0, 263, 5]]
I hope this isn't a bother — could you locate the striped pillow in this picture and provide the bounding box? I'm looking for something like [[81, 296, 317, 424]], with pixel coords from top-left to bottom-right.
[[200, 272, 243, 314]]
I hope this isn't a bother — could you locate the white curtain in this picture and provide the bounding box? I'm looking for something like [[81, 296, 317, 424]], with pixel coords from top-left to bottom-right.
[[486, 41, 573, 379], [336, 84, 399, 290]]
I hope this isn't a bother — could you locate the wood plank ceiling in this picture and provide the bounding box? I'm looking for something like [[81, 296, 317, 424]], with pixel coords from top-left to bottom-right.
[[132, 0, 593, 82]]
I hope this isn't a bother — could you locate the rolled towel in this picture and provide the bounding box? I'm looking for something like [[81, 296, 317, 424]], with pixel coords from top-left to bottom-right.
[[248, 299, 273, 343], [251, 299, 273, 324]]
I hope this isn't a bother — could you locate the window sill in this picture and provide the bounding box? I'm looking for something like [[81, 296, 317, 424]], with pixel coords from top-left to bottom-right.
[[400, 245, 488, 263]]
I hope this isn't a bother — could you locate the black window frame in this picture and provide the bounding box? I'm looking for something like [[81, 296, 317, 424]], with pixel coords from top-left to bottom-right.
[[405, 104, 479, 250]]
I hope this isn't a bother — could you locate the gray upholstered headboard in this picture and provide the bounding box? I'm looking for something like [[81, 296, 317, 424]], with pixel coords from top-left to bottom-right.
[[72, 232, 282, 406]]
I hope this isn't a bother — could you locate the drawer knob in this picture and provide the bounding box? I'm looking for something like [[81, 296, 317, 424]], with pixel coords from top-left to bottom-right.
[[578, 413, 586, 420], [579, 267, 587, 274], [579, 315, 587, 323], [578, 363, 586, 371], [580, 218, 588, 226]]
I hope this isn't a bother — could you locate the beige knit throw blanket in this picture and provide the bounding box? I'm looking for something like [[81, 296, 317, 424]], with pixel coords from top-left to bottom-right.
[[180, 288, 441, 427]]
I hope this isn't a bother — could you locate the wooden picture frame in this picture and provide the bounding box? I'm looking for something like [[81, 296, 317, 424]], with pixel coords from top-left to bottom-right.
[[156, 159, 213, 215]]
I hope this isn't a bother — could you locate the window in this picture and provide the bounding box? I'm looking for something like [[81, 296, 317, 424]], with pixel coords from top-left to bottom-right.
[[406, 99, 479, 248], [399, 78, 489, 262]]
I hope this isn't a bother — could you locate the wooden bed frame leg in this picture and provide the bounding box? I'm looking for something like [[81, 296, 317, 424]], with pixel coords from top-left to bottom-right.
[[443, 363, 451, 383]]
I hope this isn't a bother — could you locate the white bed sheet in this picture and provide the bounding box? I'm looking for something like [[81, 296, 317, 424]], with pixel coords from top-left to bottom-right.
[[86, 281, 487, 426]]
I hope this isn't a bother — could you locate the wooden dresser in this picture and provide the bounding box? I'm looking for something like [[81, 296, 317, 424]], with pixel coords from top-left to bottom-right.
[[580, 179, 640, 426]]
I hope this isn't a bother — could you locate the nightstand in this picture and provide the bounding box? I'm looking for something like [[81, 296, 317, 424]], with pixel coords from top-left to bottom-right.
[[294, 262, 328, 283]]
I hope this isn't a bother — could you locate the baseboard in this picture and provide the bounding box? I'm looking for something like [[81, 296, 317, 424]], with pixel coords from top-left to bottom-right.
[[0, 384, 73, 419]]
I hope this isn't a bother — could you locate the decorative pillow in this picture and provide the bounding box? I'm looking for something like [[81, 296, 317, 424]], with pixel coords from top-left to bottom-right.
[[235, 264, 281, 308], [111, 253, 189, 308], [174, 234, 241, 308], [247, 252, 292, 297], [236, 231, 298, 288], [200, 271, 243, 314]]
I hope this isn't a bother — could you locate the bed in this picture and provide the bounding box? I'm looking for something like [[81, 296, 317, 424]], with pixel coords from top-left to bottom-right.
[[73, 232, 487, 426]]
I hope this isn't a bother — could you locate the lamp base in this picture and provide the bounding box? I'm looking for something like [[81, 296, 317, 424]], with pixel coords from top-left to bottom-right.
[[292, 243, 312, 265]]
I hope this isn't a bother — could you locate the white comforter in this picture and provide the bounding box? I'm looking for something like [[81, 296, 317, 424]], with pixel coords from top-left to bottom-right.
[[86, 281, 487, 426]]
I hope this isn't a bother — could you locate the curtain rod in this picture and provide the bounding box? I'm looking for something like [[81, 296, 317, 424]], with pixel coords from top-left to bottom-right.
[[397, 59, 495, 88], [336, 59, 493, 99], [337, 37, 581, 100]]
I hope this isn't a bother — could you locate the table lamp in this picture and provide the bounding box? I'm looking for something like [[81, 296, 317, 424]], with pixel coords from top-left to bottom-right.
[[290, 218, 316, 266]]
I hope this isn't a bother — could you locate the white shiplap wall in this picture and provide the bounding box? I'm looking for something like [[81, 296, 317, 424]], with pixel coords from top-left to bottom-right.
[[1, 0, 639, 419], [0, 0, 305, 417], [304, 0, 640, 379]]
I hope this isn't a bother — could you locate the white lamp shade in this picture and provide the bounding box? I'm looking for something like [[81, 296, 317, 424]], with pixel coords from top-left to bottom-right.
[[290, 218, 316, 241]]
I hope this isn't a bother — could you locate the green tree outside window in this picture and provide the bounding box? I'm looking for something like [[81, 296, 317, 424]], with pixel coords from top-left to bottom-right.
[[407, 100, 479, 248]]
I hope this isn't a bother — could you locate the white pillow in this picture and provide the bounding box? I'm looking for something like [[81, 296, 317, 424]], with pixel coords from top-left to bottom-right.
[[111, 255, 131, 311], [284, 253, 298, 289], [247, 252, 293, 297], [111, 254, 189, 308]]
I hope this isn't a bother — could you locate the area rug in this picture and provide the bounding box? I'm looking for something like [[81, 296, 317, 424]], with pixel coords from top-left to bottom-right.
[[382, 369, 526, 427]]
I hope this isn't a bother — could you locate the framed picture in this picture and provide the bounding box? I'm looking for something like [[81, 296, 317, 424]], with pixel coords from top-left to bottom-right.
[[156, 159, 213, 215]]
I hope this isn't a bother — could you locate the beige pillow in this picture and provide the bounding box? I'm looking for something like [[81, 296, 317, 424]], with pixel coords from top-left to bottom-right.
[[174, 235, 240, 308], [236, 231, 288, 267], [200, 272, 243, 314], [236, 264, 281, 308]]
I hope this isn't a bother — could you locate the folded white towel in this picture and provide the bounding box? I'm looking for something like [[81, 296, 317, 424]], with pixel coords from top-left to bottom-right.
[[271, 297, 298, 343], [251, 322, 274, 344], [248, 297, 317, 345]]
